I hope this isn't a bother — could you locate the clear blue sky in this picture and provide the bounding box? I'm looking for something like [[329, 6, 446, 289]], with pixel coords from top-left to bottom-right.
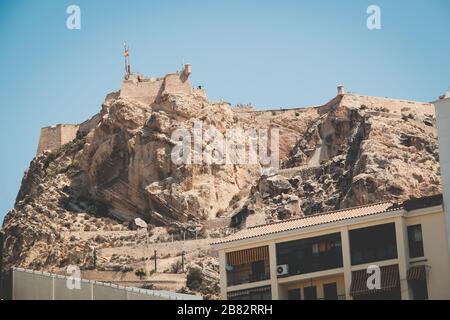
[[1, 0, 449, 223]]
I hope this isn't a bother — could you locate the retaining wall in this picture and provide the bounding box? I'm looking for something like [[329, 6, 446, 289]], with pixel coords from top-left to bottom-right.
[[8, 268, 202, 300]]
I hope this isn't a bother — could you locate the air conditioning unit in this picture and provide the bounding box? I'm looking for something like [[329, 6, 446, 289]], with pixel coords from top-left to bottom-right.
[[276, 264, 289, 276]]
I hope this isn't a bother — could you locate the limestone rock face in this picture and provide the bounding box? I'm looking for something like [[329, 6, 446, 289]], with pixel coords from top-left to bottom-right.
[[240, 94, 440, 224], [259, 175, 292, 198], [0, 87, 442, 297]]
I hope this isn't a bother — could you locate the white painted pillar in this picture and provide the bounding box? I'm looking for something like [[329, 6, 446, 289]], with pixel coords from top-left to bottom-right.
[[395, 217, 410, 300], [268, 243, 279, 300], [218, 250, 227, 300], [434, 94, 450, 257], [340, 227, 353, 300]]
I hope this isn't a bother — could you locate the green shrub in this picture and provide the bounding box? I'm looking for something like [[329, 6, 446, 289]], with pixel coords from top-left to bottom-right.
[[135, 268, 147, 279], [65, 159, 81, 176], [43, 152, 57, 169], [141, 284, 155, 290], [122, 266, 134, 273], [170, 261, 183, 274], [186, 268, 203, 290]]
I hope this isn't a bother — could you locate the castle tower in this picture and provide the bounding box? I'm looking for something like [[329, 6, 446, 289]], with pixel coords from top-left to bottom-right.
[[36, 124, 79, 155], [337, 84, 345, 96], [184, 64, 192, 77]]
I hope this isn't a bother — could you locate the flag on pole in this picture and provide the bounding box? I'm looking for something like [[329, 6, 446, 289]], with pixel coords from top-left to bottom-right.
[[124, 41, 129, 57]]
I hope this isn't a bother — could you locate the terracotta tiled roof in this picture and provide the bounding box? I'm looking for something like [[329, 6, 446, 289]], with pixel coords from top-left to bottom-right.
[[211, 202, 399, 246]]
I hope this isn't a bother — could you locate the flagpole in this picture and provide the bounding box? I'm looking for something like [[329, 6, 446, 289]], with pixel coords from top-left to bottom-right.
[[124, 41, 127, 76], [127, 43, 130, 75]]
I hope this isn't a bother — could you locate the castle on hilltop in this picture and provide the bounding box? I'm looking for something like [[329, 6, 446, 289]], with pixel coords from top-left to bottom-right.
[[36, 63, 207, 155], [36, 60, 436, 157]]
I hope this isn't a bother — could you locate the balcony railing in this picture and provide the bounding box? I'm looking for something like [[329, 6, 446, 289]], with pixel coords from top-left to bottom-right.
[[278, 252, 343, 278], [318, 294, 346, 300], [227, 272, 271, 287]]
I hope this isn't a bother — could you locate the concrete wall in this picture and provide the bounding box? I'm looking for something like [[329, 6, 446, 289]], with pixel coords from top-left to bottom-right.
[[13, 270, 54, 300], [54, 277, 92, 300], [406, 210, 450, 299], [36, 124, 79, 155], [435, 96, 450, 257], [10, 268, 202, 300]]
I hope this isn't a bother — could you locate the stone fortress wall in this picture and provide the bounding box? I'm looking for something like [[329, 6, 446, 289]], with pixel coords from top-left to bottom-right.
[[36, 114, 103, 156], [119, 64, 193, 105], [37, 124, 79, 155], [36, 64, 195, 156], [120, 77, 165, 105]]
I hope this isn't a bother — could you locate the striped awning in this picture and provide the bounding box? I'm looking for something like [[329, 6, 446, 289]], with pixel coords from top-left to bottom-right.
[[350, 265, 400, 296], [227, 286, 271, 298], [226, 246, 269, 266], [407, 265, 428, 281]]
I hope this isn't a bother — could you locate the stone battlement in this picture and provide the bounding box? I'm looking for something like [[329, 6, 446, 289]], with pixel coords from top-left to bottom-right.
[[119, 64, 193, 105]]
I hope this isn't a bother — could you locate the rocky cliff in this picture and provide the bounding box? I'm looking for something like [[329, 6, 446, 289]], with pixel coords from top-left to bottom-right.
[[0, 83, 441, 299]]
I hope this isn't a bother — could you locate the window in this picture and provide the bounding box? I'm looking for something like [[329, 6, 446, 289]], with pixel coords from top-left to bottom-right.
[[287, 288, 301, 300], [251, 261, 266, 281], [411, 279, 428, 300], [303, 286, 317, 300], [323, 283, 338, 300], [408, 225, 424, 258], [276, 233, 343, 276], [349, 223, 398, 265], [226, 246, 270, 286]]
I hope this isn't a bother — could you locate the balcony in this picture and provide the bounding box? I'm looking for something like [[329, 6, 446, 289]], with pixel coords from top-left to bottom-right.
[[276, 232, 343, 278], [226, 246, 271, 287], [227, 272, 271, 287], [282, 277, 346, 300], [349, 223, 398, 266]]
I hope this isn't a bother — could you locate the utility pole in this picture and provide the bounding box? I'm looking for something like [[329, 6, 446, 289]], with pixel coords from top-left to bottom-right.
[[154, 250, 157, 273], [181, 250, 185, 273], [93, 247, 97, 270]]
